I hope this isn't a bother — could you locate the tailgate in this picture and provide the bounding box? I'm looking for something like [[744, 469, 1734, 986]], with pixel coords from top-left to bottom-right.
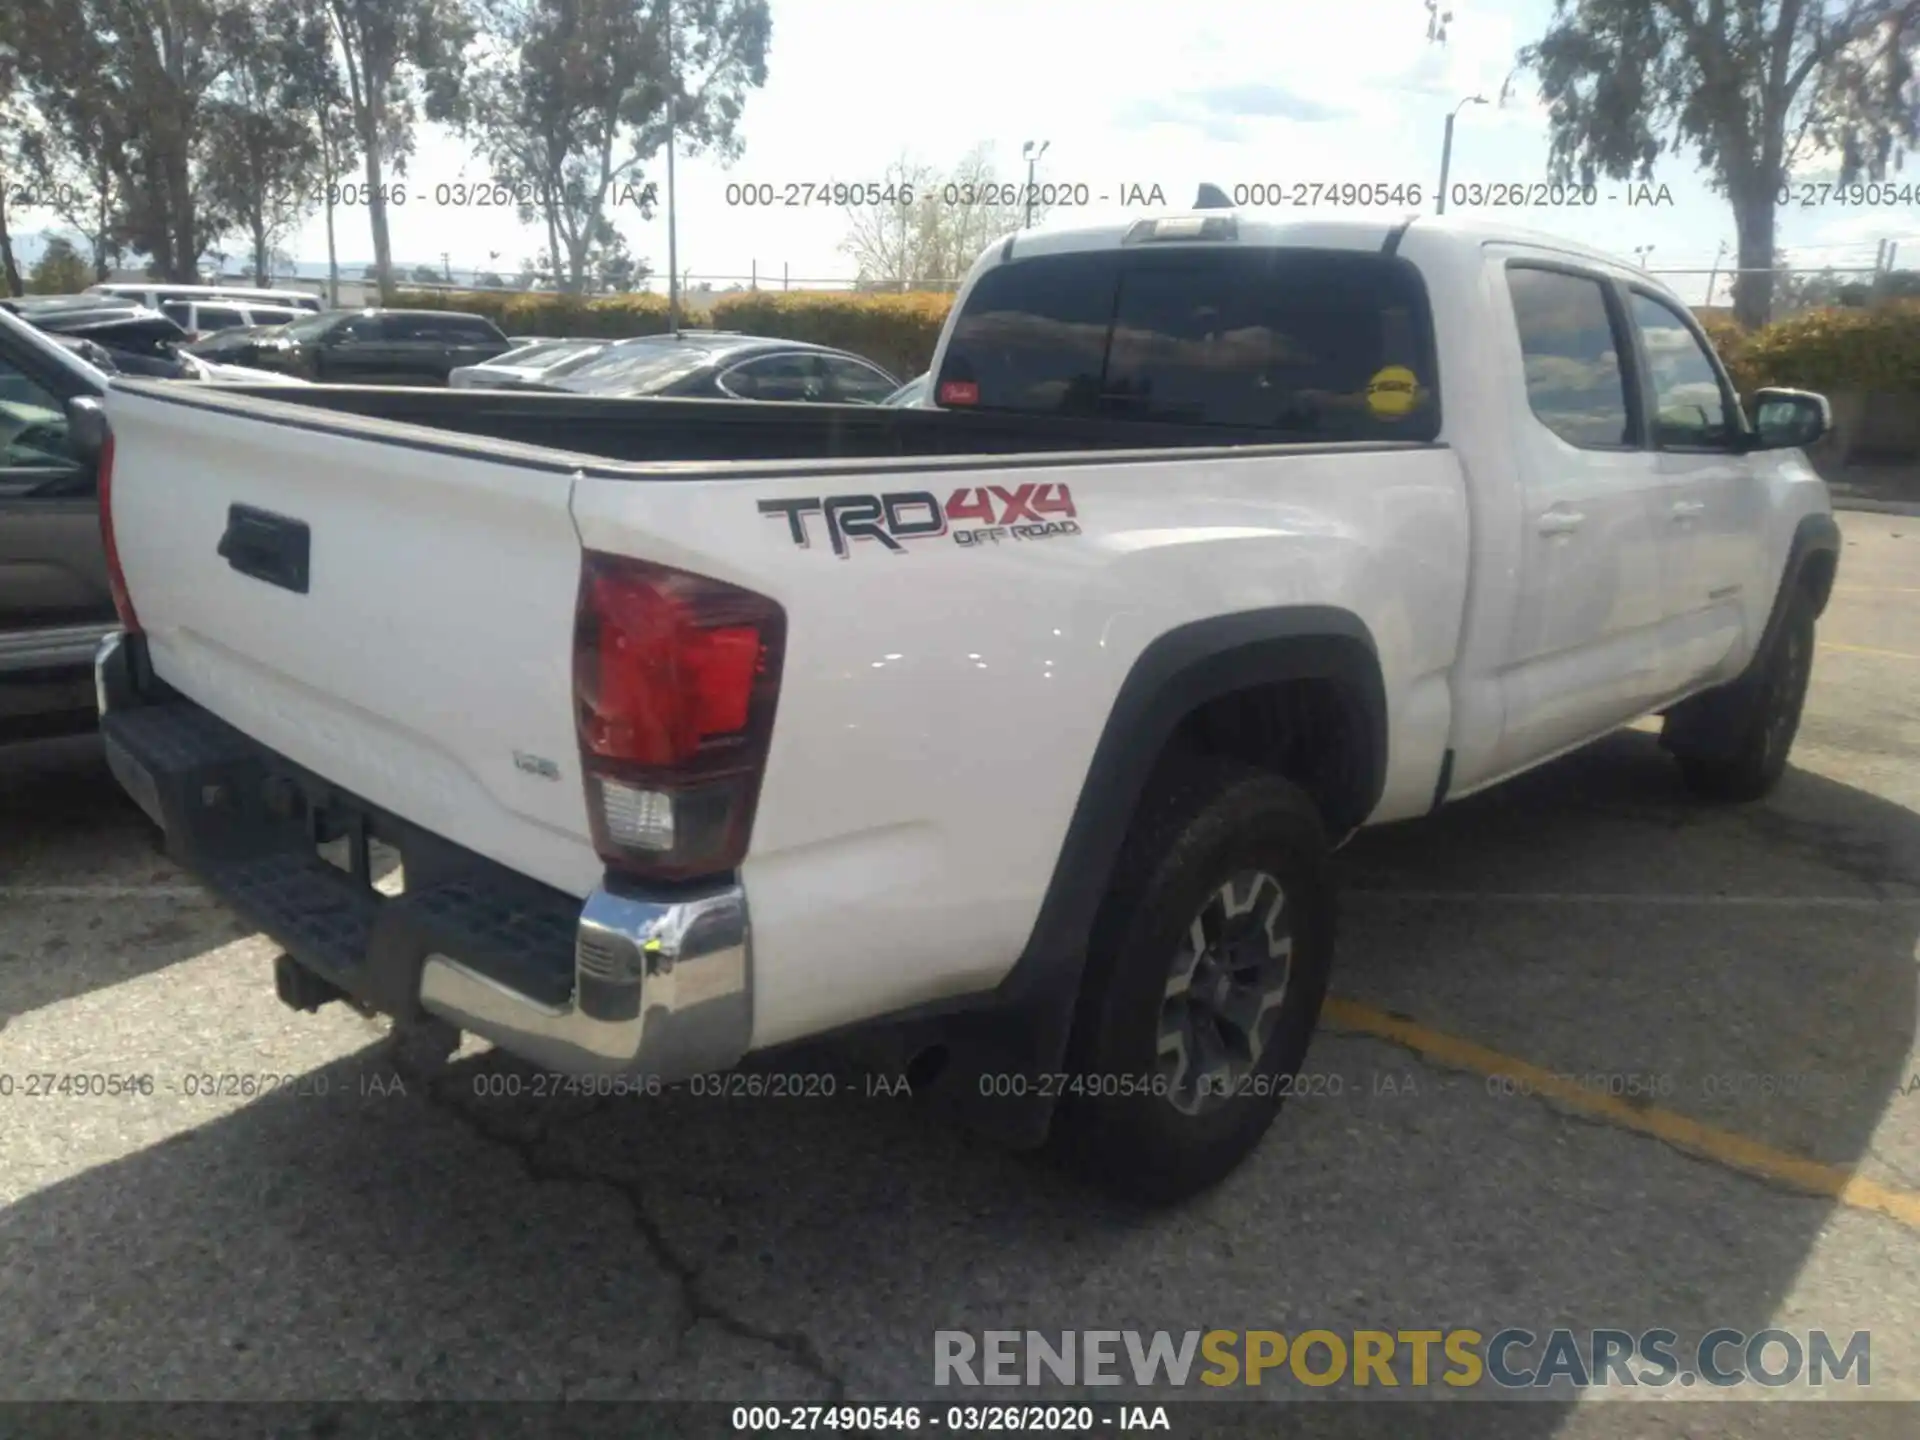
[[104, 383, 599, 896]]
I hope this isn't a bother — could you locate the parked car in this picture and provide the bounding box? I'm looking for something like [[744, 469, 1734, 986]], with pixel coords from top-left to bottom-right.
[[86, 282, 324, 315], [0, 305, 115, 740], [0, 304, 313, 741], [43, 335, 301, 386], [154, 298, 311, 343], [181, 323, 290, 367], [92, 209, 1839, 1202], [235, 308, 515, 384], [529, 333, 900, 402], [884, 372, 930, 406], [1, 299, 196, 378], [174, 353, 315, 385], [448, 337, 609, 389]]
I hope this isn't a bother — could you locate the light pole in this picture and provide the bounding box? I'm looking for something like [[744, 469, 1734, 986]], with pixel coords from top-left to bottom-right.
[[1704, 240, 1729, 306], [664, 0, 679, 336], [1022, 140, 1049, 229], [1434, 94, 1487, 215], [1634, 244, 1655, 269]]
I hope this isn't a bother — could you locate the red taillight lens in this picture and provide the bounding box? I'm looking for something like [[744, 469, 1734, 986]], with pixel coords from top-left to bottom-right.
[[96, 432, 141, 633], [573, 552, 785, 881]]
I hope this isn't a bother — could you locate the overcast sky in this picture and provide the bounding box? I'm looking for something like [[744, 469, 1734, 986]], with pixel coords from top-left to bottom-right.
[[17, 0, 1920, 302]]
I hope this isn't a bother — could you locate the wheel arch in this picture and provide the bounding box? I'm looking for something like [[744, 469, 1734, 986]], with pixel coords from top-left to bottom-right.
[[1021, 607, 1384, 971], [1662, 511, 1839, 762]]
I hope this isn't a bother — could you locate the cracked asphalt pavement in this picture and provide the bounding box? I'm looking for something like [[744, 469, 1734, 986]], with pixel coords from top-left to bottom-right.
[[2, 513, 1917, 1432]]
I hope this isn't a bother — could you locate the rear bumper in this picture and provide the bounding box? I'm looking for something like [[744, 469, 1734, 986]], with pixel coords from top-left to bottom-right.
[[95, 631, 752, 1080]]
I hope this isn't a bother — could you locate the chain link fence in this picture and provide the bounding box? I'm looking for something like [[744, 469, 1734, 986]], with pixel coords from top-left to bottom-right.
[[1651, 265, 1920, 319]]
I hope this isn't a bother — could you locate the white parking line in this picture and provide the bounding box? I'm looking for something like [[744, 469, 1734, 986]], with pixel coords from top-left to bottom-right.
[[1348, 890, 1920, 908]]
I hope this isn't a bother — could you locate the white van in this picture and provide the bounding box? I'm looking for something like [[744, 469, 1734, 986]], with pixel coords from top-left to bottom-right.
[[151, 298, 312, 341], [86, 283, 325, 315]]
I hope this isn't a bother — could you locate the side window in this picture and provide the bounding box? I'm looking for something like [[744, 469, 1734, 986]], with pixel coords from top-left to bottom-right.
[[1629, 292, 1736, 449], [196, 306, 247, 334], [1506, 267, 1633, 448], [820, 355, 898, 403], [445, 316, 506, 344], [333, 315, 381, 342], [724, 354, 827, 401], [0, 355, 79, 491], [160, 301, 193, 328]]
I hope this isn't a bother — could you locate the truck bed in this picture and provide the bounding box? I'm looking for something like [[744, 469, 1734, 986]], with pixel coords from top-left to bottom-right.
[[123, 379, 1445, 470]]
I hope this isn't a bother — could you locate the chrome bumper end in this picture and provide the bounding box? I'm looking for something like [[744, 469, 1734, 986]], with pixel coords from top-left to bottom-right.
[[95, 629, 134, 716], [418, 879, 753, 1082]]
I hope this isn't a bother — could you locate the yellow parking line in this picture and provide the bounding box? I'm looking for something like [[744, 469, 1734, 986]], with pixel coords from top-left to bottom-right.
[[1820, 641, 1920, 662], [1322, 996, 1920, 1234]]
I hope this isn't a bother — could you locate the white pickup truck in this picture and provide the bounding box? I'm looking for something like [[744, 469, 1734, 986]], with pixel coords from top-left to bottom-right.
[[94, 209, 1840, 1202]]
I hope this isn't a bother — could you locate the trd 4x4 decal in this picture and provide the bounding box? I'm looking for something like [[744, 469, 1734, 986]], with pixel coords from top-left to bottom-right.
[[759, 484, 1081, 558]]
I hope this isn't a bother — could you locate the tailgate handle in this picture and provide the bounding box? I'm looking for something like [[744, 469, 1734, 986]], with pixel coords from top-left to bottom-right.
[[217, 504, 311, 594]]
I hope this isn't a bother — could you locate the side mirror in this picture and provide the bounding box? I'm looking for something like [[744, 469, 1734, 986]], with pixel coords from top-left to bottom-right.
[[67, 396, 109, 463], [1751, 387, 1830, 451]]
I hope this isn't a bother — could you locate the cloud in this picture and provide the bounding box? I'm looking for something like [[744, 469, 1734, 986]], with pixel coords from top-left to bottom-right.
[[1115, 83, 1348, 138], [1191, 83, 1347, 122]]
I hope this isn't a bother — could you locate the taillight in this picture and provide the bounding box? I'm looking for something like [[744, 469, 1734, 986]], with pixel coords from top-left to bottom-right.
[[96, 432, 141, 633], [573, 551, 785, 881]]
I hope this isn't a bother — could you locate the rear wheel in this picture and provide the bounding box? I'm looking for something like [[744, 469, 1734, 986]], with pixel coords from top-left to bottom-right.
[[1050, 759, 1336, 1204], [1671, 589, 1816, 803]]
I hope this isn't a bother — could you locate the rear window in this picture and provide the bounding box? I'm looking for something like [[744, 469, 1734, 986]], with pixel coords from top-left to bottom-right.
[[937, 247, 1440, 441], [556, 341, 715, 395]]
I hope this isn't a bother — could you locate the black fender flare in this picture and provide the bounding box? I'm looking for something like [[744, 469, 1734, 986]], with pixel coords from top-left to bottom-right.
[[1663, 511, 1840, 759], [911, 607, 1388, 1146]]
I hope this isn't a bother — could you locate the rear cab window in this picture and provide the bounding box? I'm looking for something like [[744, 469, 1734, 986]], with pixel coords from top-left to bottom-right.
[[935, 245, 1440, 442], [1505, 266, 1636, 449]]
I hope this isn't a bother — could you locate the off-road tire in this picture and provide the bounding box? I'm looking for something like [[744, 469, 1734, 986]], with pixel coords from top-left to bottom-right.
[[1050, 758, 1336, 1205], [1671, 587, 1817, 803]]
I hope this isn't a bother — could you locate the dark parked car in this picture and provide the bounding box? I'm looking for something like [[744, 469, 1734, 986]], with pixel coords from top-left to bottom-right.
[[0, 298, 195, 377], [0, 305, 114, 740], [525, 333, 900, 403], [214, 308, 514, 384]]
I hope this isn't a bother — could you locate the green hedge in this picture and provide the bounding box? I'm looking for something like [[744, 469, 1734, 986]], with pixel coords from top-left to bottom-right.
[[390, 287, 954, 378], [705, 291, 954, 381], [1717, 302, 1920, 396], [390, 288, 674, 338]]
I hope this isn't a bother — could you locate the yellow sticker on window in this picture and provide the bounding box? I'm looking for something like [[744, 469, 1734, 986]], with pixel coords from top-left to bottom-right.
[[1366, 365, 1420, 419]]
